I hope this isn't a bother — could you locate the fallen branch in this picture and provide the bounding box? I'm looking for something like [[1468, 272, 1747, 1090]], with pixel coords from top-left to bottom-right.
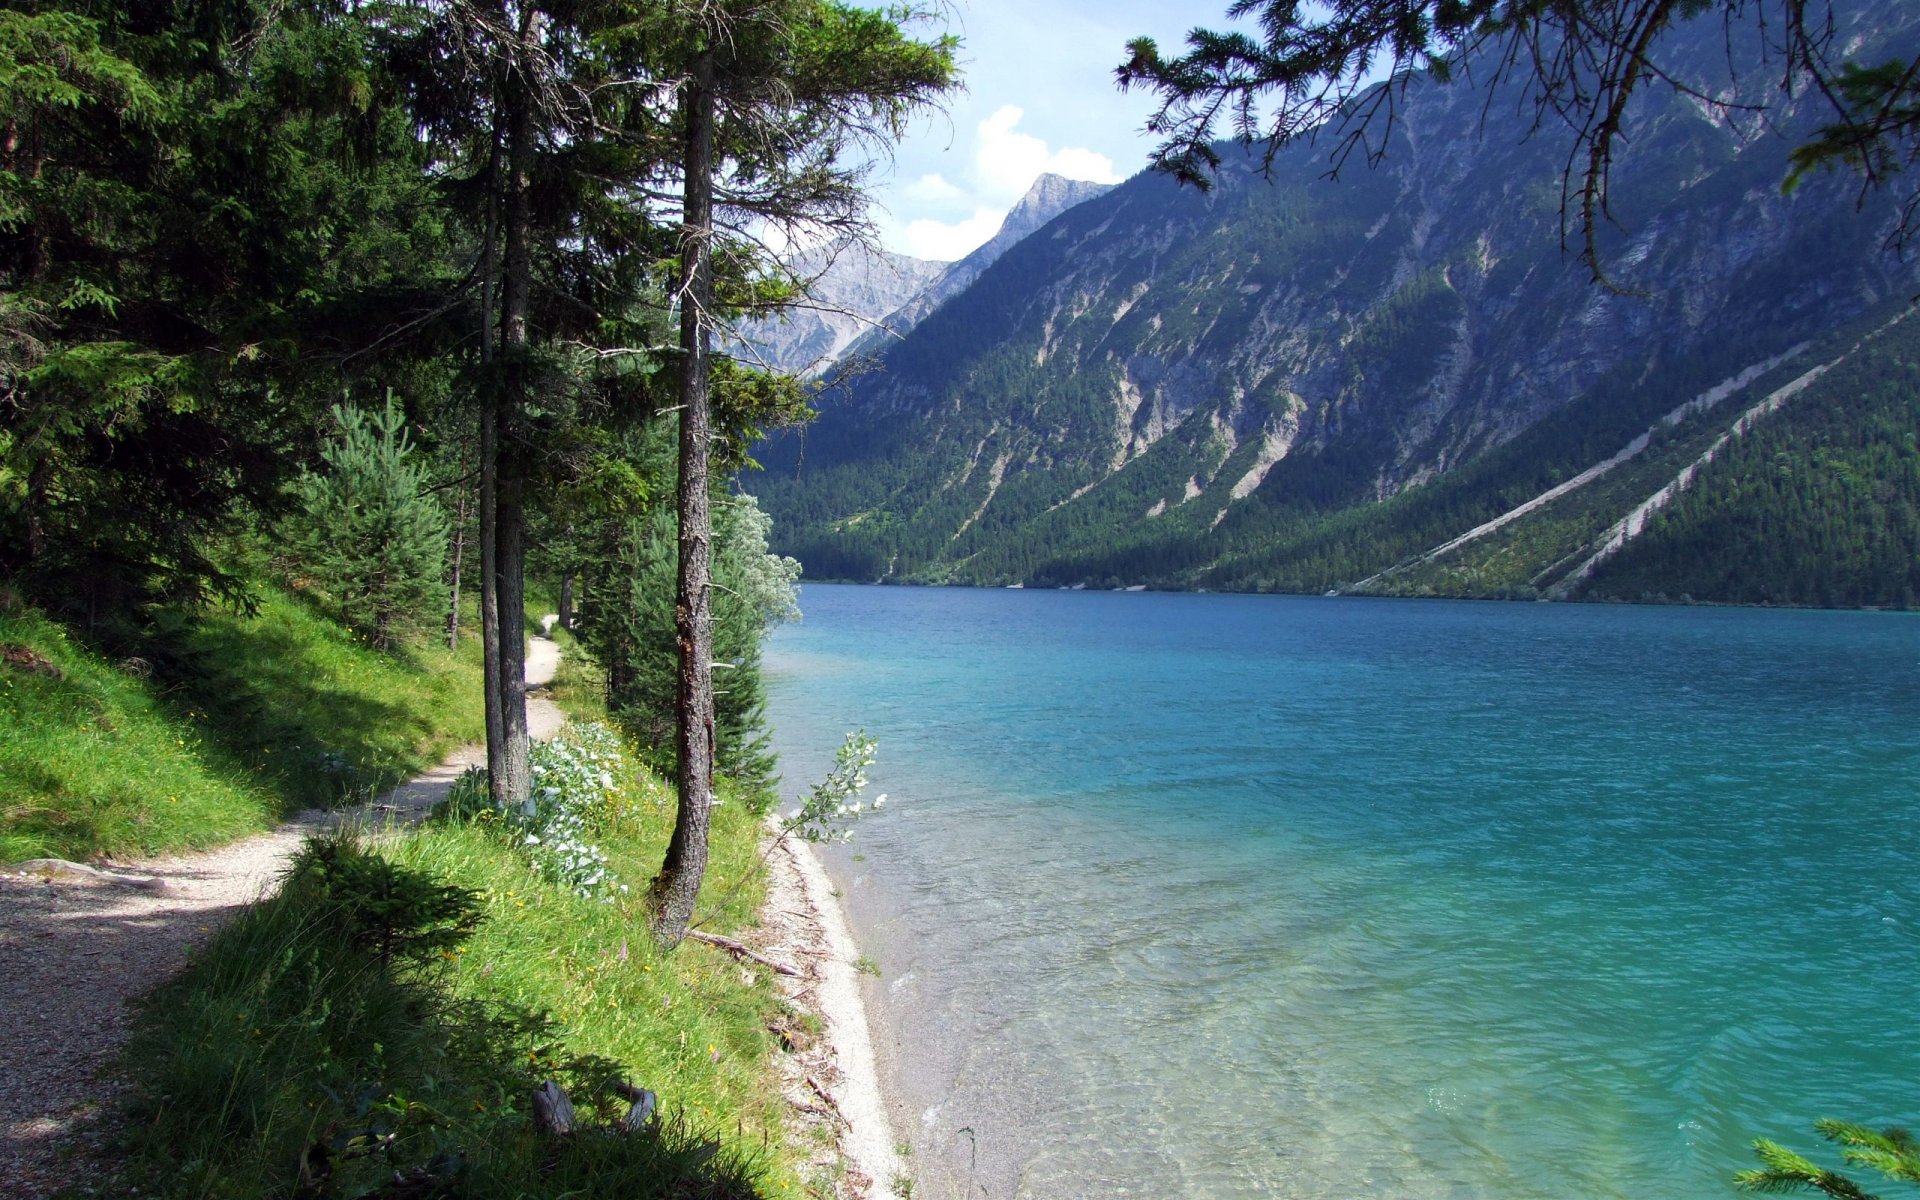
[[11, 858, 168, 893], [687, 929, 800, 977], [805, 1075, 850, 1128]]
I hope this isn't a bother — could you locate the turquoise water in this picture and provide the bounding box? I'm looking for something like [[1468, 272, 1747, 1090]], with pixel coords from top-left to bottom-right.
[[762, 586, 1920, 1199]]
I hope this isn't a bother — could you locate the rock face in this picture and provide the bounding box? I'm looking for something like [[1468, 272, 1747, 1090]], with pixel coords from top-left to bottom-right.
[[735, 175, 1113, 378], [842, 173, 1116, 358], [733, 241, 947, 377], [751, 2, 1920, 600]]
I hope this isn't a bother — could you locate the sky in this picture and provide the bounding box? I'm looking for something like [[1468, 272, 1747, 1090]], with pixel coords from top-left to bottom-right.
[[863, 0, 1216, 262]]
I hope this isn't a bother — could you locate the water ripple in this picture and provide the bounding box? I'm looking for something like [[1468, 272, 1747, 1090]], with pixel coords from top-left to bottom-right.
[[771, 590, 1920, 1200]]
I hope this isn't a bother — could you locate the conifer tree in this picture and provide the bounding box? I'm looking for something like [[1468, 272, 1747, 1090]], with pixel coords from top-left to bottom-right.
[[629, 0, 957, 945], [578, 491, 797, 793], [291, 396, 449, 650], [1739, 1119, 1920, 1197]]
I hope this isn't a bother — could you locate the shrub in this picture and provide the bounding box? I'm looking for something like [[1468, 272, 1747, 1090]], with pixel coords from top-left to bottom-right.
[[438, 721, 628, 897]]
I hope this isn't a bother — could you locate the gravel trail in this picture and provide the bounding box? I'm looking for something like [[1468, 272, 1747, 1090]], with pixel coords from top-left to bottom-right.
[[0, 633, 563, 1195]]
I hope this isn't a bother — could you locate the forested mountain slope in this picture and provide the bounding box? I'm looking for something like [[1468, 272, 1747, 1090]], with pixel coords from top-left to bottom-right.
[[752, 2, 1920, 605]]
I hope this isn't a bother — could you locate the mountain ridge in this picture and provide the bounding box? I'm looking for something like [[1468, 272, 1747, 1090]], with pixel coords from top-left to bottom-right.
[[734, 173, 1116, 378], [750, 2, 1920, 607]]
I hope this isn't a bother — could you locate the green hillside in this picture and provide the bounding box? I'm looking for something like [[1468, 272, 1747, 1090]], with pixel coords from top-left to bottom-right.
[[752, 4, 1920, 609], [0, 585, 484, 862]]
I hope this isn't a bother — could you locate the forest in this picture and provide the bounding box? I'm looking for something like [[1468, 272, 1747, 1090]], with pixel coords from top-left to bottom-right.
[[0, 0, 951, 929], [0, 4, 949, 1194]]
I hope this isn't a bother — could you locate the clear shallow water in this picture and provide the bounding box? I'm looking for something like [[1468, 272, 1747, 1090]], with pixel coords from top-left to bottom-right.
[[762, 586, 1920, 1200]]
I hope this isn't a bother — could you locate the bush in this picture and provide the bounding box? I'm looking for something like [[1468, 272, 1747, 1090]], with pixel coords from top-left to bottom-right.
[[438, 721, 628, 897]]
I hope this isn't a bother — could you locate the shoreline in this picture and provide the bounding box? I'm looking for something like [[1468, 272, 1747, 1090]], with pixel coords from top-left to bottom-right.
[[760, 833, 905, 1198]]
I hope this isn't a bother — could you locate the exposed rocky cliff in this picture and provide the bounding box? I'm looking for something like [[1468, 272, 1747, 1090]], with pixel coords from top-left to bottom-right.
[[736, 175, 1114, 378], [842, 173, 1115, 359], [733, 240, 947, 377], [751, 3, 1920, 603]]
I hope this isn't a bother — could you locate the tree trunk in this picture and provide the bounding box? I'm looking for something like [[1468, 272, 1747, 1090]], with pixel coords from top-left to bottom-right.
[[447, 466, 470, 651], [479, 404, 506, 791], [478, 116, 507, 800], [558, 567, 573, 633], [648, 45, 718, 947], [493, 30, 536, 808], [24, 455, 50, 561]]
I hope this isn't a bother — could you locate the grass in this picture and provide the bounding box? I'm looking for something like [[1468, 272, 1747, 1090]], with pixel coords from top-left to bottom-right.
[[0, 603, 277, 863], [9, 573, 825, 1197], [541, 622, 611, 723], [153, 587, 487, 812], [392, 773, 798, 1170], [120, 836, 775, 1200], [106, 608, 819, 1199], [0, 585, 485, 862]]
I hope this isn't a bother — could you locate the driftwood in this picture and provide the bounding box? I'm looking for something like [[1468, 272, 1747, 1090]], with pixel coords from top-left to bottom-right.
[[531, 1079, 658, 1138], [804, 1075, 850, 1128], [531, 1081, 578, 1138], [686, 929, 800, 977], [611, 1080, 657, 1133]]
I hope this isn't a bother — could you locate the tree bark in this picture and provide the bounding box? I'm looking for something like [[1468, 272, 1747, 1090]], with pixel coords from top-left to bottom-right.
[[557, 566, 573, 633], [447, 462, 470, 651], [479, 405, 506, 787], [478, 114, 507, 799], [489, 24, 537, 808], [648, 44, 718, 946], [24, 454, 50, 562]]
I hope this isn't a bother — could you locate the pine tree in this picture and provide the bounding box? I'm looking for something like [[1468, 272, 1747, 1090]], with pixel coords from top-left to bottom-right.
[[1738, 1119, 1920, 1198], [290, 396, 449, 651]]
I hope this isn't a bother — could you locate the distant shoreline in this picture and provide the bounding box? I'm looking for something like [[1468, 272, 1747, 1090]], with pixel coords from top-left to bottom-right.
[[786, 577, 1918, 614]]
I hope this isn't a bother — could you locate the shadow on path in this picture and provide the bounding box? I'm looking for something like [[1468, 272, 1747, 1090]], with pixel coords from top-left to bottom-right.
[[0, 630, 565, 1196]]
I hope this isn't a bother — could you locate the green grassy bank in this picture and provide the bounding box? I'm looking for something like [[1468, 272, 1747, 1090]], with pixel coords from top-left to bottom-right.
[[0, 587, 484, 862], [119, 763, 800, 1200], [3, 589, 811, 1198]]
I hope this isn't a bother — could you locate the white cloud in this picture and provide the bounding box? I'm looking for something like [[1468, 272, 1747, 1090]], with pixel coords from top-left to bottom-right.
[[975, 105, 1123, 200], [904, 173, 964, 202], [870, 102, 1132, 259], [1047, 146, 1124, 184], [899, 208, 1008, 260]]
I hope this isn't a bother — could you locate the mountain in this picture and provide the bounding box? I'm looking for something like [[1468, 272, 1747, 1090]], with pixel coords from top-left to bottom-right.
[[735, 175, 1112, 378], [750, 5, 1920, 606], [733, 240, 947, 377], [842, 173, 1115, 359]]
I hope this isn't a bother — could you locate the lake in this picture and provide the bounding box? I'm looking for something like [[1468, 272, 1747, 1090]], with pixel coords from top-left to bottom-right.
[[762, 585, 1920, 1199]]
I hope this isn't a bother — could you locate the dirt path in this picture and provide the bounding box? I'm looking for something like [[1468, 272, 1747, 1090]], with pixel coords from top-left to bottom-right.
[[0, 632, 564, 1196]]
